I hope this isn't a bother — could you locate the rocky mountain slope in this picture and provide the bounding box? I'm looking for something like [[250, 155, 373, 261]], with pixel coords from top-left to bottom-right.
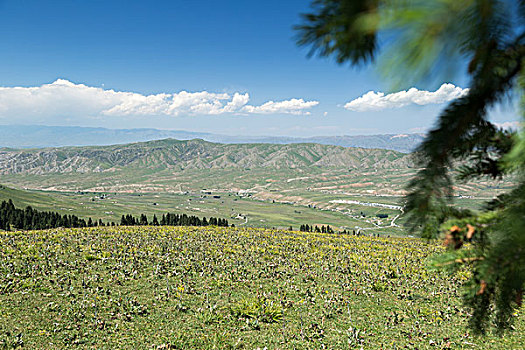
[[0, 138, 413, 175]]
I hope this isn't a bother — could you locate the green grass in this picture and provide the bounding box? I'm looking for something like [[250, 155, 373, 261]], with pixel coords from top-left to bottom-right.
[[0, 139, 514, 234], [0, 185, 402, 233], [0, 226, 523, 349], [0, 164, 501, 234]]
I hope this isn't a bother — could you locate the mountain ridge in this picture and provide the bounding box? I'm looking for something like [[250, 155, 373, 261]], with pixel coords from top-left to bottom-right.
[[0, 124, 424, 153], [0, 138, 413, 175]]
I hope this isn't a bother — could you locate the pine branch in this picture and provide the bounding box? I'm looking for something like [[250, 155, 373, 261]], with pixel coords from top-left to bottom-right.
[[295, 0, 379, 65], [405, 42, 525, 237]]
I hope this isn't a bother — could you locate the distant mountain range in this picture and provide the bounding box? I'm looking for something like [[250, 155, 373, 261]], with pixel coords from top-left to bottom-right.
[[0, 138, 412, 175], [0, 125, 425, 153]]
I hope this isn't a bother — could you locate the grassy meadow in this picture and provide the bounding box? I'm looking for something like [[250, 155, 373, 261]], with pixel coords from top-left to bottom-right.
[[1, 226, 523, 349], [0, 185, 385, 233], [0, 166, 498, 235]]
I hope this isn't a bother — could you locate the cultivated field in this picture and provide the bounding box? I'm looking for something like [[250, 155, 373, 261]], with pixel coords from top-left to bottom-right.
[[1, 226, 523, 349]]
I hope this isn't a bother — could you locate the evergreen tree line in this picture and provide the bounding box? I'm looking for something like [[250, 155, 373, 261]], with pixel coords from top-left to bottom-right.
[[0, 199, 229, 231], [0, 199, 90, 231], [298, 224, 382, 237], [298, 224, 336, 234], [120, 212, 229, 228]]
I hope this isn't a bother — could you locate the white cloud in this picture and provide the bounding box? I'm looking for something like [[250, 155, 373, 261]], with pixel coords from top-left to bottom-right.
[[242, 98, 319, 115], [390, 134, 409, 139], [0, 79, 318, 121], [344, 83, 469, 112], [223, 92, 250, 113], [408, 127, 429, 134]]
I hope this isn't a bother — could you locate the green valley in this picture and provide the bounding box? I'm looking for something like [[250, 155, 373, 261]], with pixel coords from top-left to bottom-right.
[[0, 139, 513, 233]]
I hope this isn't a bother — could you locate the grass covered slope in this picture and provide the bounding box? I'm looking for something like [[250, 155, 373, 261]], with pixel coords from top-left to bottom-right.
[[0, 138, 411, 175], [0, 184, 390, 231], [1, 227, 523, 349], [0, 184, 60, 208]]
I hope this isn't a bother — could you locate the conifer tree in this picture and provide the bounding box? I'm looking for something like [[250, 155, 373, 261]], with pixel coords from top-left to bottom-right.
[[152, 214, 159, 226], [139, 214, 148, 226], [297, 0, 525, 333]]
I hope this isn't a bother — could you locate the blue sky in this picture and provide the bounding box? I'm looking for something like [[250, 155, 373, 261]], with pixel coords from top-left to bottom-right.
[[0, 0, 519, 136]]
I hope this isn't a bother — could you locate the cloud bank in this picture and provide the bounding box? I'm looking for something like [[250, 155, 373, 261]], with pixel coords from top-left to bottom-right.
[[344, 83, 469, 112], [0, 79, 319, 121], [243, 98, 319, 115]]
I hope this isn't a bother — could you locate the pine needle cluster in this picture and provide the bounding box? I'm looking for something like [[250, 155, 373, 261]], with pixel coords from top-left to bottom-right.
[[296, 0, 524, 333]]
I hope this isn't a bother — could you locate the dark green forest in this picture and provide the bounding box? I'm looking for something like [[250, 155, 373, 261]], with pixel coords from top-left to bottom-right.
[[0, 199, 229, 231]]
